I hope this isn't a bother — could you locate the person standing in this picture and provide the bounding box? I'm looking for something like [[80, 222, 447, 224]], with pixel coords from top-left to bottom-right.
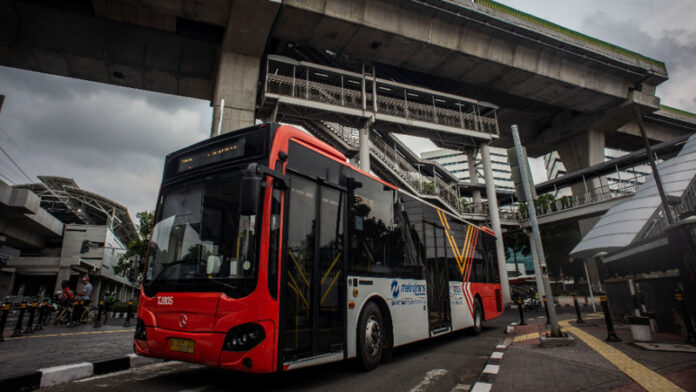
[[75, 276, 93, 324]]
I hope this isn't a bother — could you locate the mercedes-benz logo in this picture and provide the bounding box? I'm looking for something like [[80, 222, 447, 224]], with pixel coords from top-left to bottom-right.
[[179, 313, 188, 328]]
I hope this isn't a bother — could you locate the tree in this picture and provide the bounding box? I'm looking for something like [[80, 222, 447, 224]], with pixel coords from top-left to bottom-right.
[[540, 221, 583, 282], [114, 211, 154, 280], [505, 231, 531, 275]]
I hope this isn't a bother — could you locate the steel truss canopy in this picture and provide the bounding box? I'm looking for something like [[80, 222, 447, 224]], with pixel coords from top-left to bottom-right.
[[16, 176, 138, 245]]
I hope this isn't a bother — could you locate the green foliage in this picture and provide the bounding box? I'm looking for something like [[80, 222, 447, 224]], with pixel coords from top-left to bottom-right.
[[423, 182, 435, 194], [540, 222, 583, 281], [114, 211, 154, 278], [534, 193, 555, 211]]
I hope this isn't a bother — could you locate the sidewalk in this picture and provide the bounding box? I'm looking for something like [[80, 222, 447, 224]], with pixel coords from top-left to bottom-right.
[[493, 313, 696, 392], [0, 318, 136, 379]]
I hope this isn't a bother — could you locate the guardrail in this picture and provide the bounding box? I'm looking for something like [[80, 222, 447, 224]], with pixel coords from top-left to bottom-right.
[[265, 56, 499, 137]]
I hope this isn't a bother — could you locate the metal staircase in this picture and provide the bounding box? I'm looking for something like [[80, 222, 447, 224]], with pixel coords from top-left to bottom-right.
[[299, 119, 491, 220]]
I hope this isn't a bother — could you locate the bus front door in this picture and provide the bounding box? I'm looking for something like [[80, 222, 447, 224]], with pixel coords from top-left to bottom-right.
[[282, 177, 345, 364], [425, 222, 451, 334]]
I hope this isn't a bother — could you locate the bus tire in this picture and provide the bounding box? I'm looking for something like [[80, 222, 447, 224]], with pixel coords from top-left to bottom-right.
[[357, 301, 383, 371], [472, 298, 483, 336]]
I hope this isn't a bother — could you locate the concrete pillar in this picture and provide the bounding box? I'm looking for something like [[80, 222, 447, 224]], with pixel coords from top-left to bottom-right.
[[210, 0, 280, 137], [466, 151, 482, 209], [211, 51, 260, 136], [526, 230, 546, 297], [556, 129, 607, 199], [481, 143, 511, 304], [54, 265, 71, 293], [359, 121, 372, 172]]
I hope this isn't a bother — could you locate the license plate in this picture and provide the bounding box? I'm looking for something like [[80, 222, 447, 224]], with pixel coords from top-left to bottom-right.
[[169, 338, 195, 354]]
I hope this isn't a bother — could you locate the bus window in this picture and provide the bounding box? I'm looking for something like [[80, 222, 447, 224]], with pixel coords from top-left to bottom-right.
[[446, 220, 466, 282], [284, 176, 316, 358], [350, 176, 392, 277], [485, 236, 500, 283], [392, 194, 424, 279]]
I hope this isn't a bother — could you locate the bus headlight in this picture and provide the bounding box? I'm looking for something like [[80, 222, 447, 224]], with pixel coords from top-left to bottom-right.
[[223, 323, 265, 352]]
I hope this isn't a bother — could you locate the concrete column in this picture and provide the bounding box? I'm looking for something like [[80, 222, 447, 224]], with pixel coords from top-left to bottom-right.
[[54, 265, 71, 293], [481, 143, 511, 304], [556, 129, 606, 198], [359, 124, 370, 172], [466, 151, 482, 209], [210, 0, 280, 137], [526, 230, 546, 297], [211, 51, 260, 136]]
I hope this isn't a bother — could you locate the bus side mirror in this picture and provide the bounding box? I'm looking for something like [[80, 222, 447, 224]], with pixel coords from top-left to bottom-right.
[[240, 164, 263, 215]]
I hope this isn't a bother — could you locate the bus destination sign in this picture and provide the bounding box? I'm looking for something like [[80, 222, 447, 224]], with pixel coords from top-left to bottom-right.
[[177, 137, 246, 173]]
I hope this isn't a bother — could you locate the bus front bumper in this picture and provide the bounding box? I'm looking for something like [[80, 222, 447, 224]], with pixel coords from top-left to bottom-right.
[[134, 321, 276, 373]]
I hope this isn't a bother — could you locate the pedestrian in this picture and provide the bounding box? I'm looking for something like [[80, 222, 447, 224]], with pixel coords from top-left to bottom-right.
[[76, 276, 93, 324]]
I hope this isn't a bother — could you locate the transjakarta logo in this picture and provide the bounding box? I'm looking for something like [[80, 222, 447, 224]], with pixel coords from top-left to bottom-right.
[[391, 280, 400, 299], [392, 280, 426, 299]]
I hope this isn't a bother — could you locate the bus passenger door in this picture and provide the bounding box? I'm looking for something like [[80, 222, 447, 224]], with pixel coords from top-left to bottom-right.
[[281, 176, 345, 363], [425, 222, 451, 334]]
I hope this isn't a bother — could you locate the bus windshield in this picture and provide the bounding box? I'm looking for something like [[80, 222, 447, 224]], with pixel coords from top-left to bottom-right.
[[144, 169, 259, 297]]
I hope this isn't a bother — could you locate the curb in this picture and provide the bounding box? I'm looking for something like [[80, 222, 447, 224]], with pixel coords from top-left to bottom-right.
[[470, 338, 511, 392], [2, 354, 162, 392]]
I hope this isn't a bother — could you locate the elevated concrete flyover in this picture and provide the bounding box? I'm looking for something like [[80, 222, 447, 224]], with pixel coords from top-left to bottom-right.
[[270, 0, 669, 149], [1, 0, 680, 147]]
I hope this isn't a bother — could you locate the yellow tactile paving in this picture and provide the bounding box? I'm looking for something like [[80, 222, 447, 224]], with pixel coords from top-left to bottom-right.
[[5, 329, 132, 340], [559, 319, 684, 392], [513, 331, 540, 342]]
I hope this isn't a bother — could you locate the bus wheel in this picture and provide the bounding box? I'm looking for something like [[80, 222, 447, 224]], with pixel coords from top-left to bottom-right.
[[358, 302, 383, 371], [472, 298, 483, 335]]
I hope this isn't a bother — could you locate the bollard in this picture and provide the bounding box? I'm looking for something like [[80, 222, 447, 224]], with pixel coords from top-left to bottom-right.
[[674, 289, 696, 345], [23, 301, 38, 334], [0, 303, 10, 342], [12, 301, 27, 337], [543, 295, 551, 325], [600, 293, 621, 342], [573, 295, 584, 323], [124, 300, 133, 327], [516, 298, 527, 326], [94, 300, 103, 328], [34, 300, 47, 331]]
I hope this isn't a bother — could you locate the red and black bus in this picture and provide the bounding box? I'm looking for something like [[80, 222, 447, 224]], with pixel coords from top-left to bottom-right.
[[134, 123, 502, 372]]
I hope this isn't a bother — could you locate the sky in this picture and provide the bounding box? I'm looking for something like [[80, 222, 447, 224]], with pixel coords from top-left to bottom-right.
[[1, 0, 694, 223]]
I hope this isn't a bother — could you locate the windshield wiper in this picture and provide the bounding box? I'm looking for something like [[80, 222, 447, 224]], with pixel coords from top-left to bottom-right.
[[207, 278, 241, 292], [147, 258, 197, 289]]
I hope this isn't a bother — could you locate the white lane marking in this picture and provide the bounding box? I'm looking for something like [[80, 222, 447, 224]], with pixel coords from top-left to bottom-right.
[[495, 345, 506, 350], [471, 382, 492, 392], [491, 352, 503, 359], [450, 384, 471, 392], [482, 364, 500, 374], [410, 368, 448, 392]]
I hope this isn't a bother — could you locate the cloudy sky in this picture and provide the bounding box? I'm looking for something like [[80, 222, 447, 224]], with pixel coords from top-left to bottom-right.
[[1, 0, 694, 223]]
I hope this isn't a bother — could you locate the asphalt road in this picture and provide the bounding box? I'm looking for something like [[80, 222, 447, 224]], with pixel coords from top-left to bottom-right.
[[42, 310, 518, 392]]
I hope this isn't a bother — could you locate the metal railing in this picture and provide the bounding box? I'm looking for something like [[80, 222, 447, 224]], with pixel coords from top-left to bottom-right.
[[265, 56, 499, 137], [513, 173, 652, 220]]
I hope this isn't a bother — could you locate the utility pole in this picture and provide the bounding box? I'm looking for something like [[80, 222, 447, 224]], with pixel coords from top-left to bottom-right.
[[511, 125, 562, 337]]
